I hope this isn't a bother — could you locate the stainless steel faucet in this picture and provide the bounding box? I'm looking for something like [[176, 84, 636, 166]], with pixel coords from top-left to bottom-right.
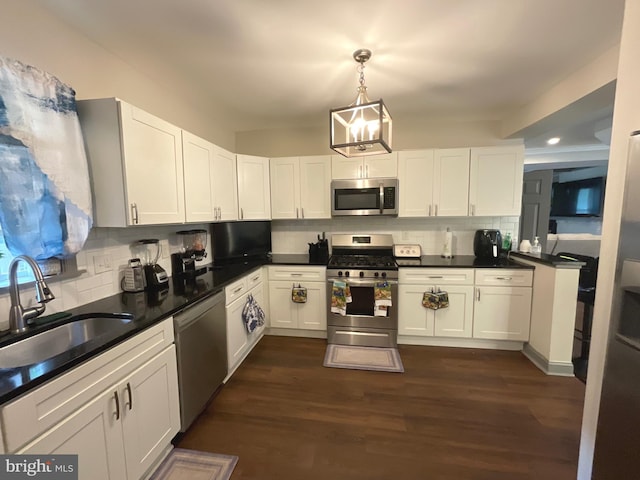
[[8, 255, 55, 333]]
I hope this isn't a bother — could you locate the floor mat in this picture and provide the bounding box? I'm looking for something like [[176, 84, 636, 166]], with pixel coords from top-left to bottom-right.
[[323, 344, 404, 373], [150, 448, 238, 480]]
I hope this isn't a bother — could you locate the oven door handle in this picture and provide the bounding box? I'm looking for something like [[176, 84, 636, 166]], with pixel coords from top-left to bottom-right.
[[379, 183, 384, 214], [326, 278, 398, 286]]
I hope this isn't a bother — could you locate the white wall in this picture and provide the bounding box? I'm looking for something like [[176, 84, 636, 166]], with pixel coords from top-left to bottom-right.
[[578, 1, 640, 478], [236, 117, 515, 157], [272, 216, 520, 256], [0, 1, 234, 151]]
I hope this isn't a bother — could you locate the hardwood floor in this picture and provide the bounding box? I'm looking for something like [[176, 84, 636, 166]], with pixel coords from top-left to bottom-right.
[[177, 336, 585, 479]]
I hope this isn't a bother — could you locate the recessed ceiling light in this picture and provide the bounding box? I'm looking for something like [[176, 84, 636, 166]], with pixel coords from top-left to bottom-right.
[[547, 137, 561, 145]]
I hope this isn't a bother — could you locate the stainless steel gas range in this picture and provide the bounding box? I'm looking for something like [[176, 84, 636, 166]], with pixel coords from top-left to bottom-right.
[[326, 234, 398, 347]]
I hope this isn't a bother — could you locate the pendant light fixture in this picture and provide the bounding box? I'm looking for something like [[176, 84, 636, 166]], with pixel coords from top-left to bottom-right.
[[330, 49, 392, 157]]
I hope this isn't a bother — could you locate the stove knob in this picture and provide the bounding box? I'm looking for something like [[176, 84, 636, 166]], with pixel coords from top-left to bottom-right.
[[359, 271, 364, 278], [374, 272, 379, 277], [338, 271, 343, 277], [345, 271, 350, 277], [381, 272, 387, 278]]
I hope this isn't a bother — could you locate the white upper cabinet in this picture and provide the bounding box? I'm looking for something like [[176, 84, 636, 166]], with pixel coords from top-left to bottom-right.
[[398, 148, 469, 217], [78, 98, 186, 226], [270, 157, 299, 219], [469, 145, 524, 216], [270, 156, 331, 219], [213, 146, 238, 221], [181, 132, 238, 223], [398, 150, 435, 217], [331, 152, 397, 179], [237, 154, 271, 220], [182, 131, 216, 223], [433, 148, 470, 216]]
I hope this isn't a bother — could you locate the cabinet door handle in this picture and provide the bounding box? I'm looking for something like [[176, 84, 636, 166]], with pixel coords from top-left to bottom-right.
[[301, 207, 305, 219], [296, 207, 299, 218], [366, 165, 369, 177], [114, 391, 120, 420], [291, 273, 303, 277], [233, 286, 244, 294], [217, 207, 221, 220], [476, 288, 481, 301], [428, 204, 432, 216], [131, 203, 139, 224], [358, 165, 363, 178], [126, 382, 133, 410], [251, 275, 260, 282], [428, 275, 443, 279], [471, 204, 476, 216], [435, 204, 438, 216], [240, 207, 244, 219], [496, 277, 513, 281]]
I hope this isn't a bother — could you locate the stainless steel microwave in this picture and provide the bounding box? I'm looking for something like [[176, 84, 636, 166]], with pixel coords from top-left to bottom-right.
[[331, 178, 399, 216]]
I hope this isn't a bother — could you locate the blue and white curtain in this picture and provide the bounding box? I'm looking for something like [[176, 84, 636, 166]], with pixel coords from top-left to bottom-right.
[[0, 57, 92, 259]]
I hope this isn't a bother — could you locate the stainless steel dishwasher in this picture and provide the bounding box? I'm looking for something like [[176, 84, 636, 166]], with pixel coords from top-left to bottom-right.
[[173, 288, 227, 432]]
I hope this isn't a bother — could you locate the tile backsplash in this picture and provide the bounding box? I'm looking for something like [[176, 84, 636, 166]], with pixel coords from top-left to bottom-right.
[[271, 216, 520, 256], [0, 224, 211, 331]]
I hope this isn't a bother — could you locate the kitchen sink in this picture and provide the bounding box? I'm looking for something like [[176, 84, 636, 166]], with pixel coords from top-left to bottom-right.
[[0, 314, 134, 369]]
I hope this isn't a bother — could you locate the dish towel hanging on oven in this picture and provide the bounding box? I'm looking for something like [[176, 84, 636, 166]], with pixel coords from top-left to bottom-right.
[[331, 280, 352, 316], [242, 293, 265, 333], [374, 281, 392, 317]]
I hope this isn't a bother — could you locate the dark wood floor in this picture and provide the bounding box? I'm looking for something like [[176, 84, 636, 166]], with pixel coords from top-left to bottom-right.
[[177, 336, 586, 480]]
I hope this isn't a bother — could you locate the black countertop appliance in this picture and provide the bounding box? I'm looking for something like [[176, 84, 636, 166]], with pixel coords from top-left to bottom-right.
[[473, 229, 502, 260]]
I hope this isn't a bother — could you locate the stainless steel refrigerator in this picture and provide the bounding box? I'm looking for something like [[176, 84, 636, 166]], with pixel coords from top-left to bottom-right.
[[593, 130, 640, 478]]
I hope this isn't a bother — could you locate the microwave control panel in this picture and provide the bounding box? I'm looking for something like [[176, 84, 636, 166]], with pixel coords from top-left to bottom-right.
[[393, 244, 422, 258], [383, 187, 396, 208]]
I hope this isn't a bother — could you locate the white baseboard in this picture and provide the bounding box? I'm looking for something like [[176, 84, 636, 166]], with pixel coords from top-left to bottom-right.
[[522, 343, 575, 376], [398, 335, 525, 351]]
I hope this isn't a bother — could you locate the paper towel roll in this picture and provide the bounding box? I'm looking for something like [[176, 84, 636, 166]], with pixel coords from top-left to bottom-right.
[[442, 229, 453, 258]]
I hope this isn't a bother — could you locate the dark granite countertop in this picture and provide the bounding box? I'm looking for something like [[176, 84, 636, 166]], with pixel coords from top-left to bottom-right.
[[269, 253, 328, 266], [0, 260, 267, 404], [509, 251, 586, 268], [395, 255, 534, 269]]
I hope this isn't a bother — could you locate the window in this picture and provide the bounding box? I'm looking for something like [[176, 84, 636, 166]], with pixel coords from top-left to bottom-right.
[[0, 225, 74, 289]]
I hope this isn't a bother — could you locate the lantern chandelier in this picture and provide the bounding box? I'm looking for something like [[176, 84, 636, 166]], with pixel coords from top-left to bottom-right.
[[330, 48, 392, 157]]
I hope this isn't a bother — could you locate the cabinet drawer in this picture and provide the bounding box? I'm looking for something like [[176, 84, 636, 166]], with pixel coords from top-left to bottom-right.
[[246, 268, 263, 289], [225, 278, 247, 305], [474, 269, 533, 287], [268, 266, 326, 281], [0, 318, 174, 453], [399, 268, 474, 285]]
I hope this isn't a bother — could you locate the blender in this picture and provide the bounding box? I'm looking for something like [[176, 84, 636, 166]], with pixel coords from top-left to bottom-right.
[[136, 239, 169, 289], [171, 229, 208, 278]]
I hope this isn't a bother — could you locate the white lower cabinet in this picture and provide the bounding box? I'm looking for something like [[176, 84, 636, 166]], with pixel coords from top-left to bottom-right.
[[269, 281, 326, 330], [2, 319, 180, 480], [473, 269, 533, 341], [399, 284, 474, 337], [398, 269, 474, 338], [18, 347, 179, 480], [225, 269, 267, 377], [472, 286, 533, 341], [268, 266, 327, 332]]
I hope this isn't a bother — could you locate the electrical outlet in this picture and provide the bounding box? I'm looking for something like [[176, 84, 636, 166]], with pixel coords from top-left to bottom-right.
[[93, 254, 113, 273], [160, 240, 170, 258]]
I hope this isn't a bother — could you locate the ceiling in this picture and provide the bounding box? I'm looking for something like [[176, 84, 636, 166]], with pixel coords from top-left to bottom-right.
[[37, 0, 624, 145]]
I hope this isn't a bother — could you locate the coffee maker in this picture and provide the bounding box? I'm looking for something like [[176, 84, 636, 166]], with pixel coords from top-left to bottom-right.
[[171, 229, 208, 278]]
